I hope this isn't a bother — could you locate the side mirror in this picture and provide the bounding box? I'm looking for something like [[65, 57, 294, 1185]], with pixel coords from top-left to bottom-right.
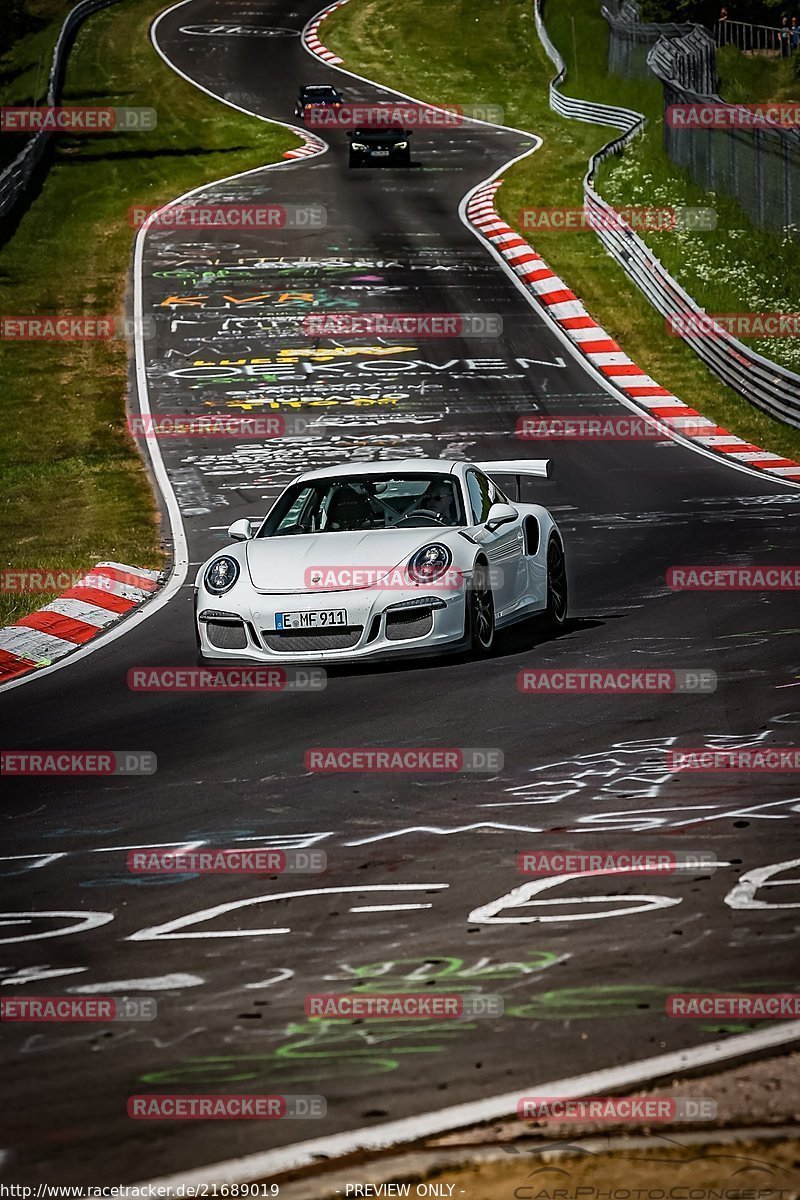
[[405, 129, 413, 137], [485, 502, 518, 532], [227, 518, 254, 541]]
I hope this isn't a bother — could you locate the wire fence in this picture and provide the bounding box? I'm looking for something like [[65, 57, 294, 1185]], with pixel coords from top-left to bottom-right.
[[0, 0, 123, 220], [604, 5, 800, 235], [532, 0, 800, 430], [648, 28, 800, 234]]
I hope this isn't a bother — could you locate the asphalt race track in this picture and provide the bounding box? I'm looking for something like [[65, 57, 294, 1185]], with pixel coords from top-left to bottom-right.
[[2, 0, 800, 1184]]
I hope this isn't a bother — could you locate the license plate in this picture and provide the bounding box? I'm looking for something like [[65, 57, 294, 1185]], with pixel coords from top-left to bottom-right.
[[372, 149, 390, 156], [276, 609, 347, 630]]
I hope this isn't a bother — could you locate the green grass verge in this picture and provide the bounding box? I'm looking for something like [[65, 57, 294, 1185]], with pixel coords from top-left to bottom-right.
[[0, 0, 300, 627], [321, 0, 800, 465], [715, 43, 800, 104]]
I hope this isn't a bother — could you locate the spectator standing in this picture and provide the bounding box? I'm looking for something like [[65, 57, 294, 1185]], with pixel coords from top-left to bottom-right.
[[791, 16, 800, 50], [717, 7, 729, 46], [780, 15, 791, 56]]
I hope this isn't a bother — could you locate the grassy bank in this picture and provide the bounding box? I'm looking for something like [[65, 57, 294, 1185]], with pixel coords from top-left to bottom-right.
[[0, 0, 77, 168], [1, 0, 77, 106], [566, 8, 800, 377], [322, 0, 800, 463], [0, 0, 299, 626]]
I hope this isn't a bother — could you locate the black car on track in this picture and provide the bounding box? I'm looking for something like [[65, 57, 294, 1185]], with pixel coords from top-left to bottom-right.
[[347, 127, 412, 167], [295, 84, 345, 119]]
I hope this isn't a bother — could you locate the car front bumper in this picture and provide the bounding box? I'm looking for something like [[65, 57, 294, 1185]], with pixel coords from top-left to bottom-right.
[[195, 584, 469, 663], [351, 150, 409, 164]]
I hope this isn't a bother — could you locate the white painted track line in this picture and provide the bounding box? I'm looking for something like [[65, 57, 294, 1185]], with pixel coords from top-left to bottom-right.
[[136, 1020, 800, 1186]]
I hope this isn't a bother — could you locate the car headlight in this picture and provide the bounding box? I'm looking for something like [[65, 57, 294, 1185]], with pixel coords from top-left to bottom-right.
[[351, 142, 367, 151], [407, 543, 452, 585], [204, 556, 239, 594], [395, 141, 408, 149]]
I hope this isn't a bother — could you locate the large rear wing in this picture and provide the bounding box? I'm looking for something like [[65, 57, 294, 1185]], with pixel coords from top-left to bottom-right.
[[475, 460, 551, 502], [476, 459, 550, 479]]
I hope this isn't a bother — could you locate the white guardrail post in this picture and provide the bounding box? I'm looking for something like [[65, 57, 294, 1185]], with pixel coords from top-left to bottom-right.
[[532, 0, 800, 430]]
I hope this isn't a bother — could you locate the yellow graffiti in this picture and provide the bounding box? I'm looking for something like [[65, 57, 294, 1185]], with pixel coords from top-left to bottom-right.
[[192, 346, 417, 366], [160, 291, 335, 307], [224, 396, 403, 412]]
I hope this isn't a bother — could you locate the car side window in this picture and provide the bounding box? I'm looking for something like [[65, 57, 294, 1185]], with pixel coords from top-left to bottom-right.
[[466, 471, 493, 524], [276, 486, 320, 534]]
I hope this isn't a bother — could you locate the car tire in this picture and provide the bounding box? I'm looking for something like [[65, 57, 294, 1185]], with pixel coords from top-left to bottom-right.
[[349, 154, 362, 169], [468, 561, 495, 656], [544, 537, 568, 630]]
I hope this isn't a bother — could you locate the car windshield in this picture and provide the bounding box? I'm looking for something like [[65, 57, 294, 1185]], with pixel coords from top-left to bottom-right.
[[303, 87, 339, 99], [257, 474, 464, 536]]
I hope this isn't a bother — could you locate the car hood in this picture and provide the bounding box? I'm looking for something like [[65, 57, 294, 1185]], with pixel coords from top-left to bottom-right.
[[245, 530, 454, 594]]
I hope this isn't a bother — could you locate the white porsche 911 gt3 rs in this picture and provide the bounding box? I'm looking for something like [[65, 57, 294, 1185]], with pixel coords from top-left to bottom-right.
[[194, 458, 567, 663]]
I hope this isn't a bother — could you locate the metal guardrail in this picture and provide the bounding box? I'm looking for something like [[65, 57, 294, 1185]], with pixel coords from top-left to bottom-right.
[[0, 0, 122, 219], [538, 3, 639, 134], [532, 0, 800, 430], [647, 24, 719, 94], [604, 2, 695, 79], [715, 19, 787, 53]]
